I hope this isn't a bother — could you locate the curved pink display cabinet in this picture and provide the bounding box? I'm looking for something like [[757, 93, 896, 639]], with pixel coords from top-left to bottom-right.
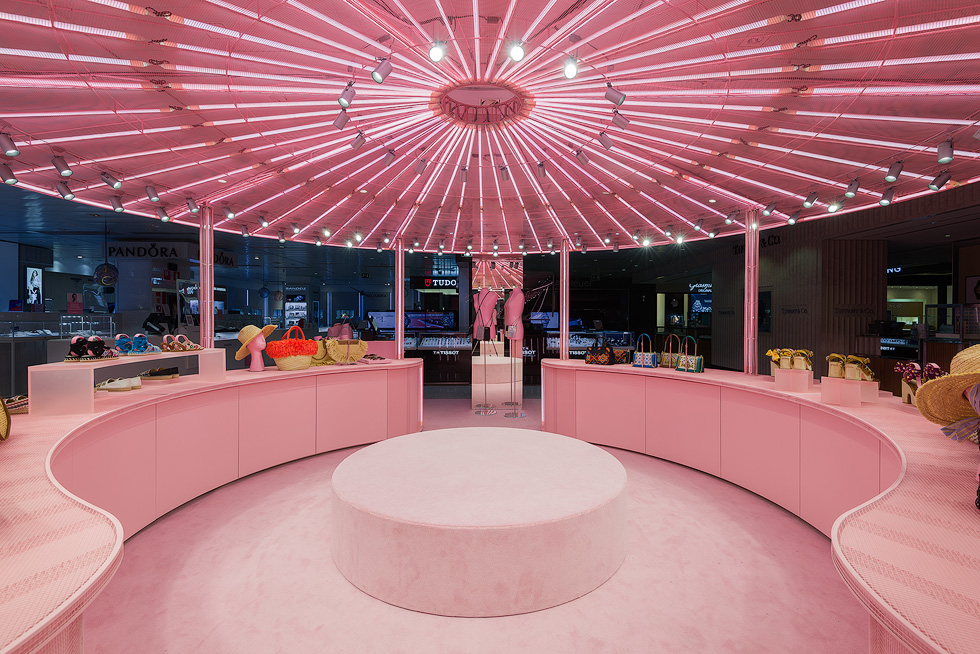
[[541, 360, 980, 654], [0, 360, 421, 654]]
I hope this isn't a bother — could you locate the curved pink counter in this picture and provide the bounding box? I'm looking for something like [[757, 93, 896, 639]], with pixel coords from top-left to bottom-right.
[[542, 360, 980, 654], [0, 360, 421, 654]]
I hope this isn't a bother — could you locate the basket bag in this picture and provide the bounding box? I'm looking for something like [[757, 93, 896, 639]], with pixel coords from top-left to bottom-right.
[[675, 335, 704, 373], [265, 326, 318, 371], [311, 337, 336, 366], [325, 339, 368, 364], [660, 334, 681, 368], [633, 333, 656, 368]]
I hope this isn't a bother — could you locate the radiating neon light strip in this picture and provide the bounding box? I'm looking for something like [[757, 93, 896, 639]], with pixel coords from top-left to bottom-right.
[[386, 0, 466, 82], [283, 0, 390, 53], [425, 128, 475, 252], [450, 130, 478, 251], [393, 127, 469, 243], [0, 108, 171, 118], [490, 127, 547, 251], [491, 128, 544, 252], [486, 131, 516, 252], [485, 0, 518, 81]]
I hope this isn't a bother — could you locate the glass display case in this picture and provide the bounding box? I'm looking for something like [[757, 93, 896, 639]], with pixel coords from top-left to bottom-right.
[[59, 315, 116, 338], [925, 304, 980, 342], [0, 317, 62, 338]]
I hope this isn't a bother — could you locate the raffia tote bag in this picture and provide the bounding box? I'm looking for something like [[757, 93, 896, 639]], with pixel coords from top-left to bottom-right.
[[633, 333, 656, 368], [311, 337, 336, 366], [266, 326, 317, 371], [659, 334, 682, 369], [325, 339, 368, 364], [675, 335, 705, 373]]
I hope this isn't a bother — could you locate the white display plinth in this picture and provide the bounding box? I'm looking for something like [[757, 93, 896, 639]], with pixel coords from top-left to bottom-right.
[[28, 349, 226, 416], [774, 368, 812, 393], [471, 354, 522, 409], [820, 376, 879, 407]]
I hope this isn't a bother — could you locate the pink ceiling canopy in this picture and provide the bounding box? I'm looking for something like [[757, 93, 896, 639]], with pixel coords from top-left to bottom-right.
[[0, 0, 978, 253]]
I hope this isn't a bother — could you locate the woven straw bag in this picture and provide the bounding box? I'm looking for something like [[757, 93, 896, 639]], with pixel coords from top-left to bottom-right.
[[325, 339, 368, 364], [311, 338, 336, 366], [266, 326, 318, 371]]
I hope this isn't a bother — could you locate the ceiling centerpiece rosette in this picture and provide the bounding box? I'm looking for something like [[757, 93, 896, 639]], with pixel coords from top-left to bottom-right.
[[0, 0, 977, 254]]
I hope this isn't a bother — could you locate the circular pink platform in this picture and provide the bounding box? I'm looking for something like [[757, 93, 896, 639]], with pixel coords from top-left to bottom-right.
[[330, 427, 628, 617]]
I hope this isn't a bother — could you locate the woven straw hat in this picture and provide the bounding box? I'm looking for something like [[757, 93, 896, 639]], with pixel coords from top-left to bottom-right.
[[915, 344, 980, 430], [235, 324, 277, 360]]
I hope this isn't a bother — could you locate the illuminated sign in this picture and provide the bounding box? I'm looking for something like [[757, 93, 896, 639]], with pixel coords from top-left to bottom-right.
[[411, 276, 458, 289]]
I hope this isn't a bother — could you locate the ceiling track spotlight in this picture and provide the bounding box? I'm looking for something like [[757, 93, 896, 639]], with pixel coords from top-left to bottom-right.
[[611, 110, 630, 130], [598, 132, 614, 150], [354, 232, 362, 242], [522, 249, 528, 257], [429, 41, 447, 63], [259, 215, 270, 228], [333, 108, 349, 130], [612, 243, 619, 252], [604, 82, 626, 106], [415, 159, 427, 175], [100, 172, 122, 189], [632, 231, 640, 241], [156, 207, 169, 222], [315, 236, 322, 246], [52, 156, 72, 177], [346, 238, 353, 248], [376, 241, 383, 252], [603, 234, 611, 244], [641, 236, 652, 246], [508, 42, 525, 62], [547, 238, 554, 249], [828, 199, 844, 213], [350, 130, 366, 150], [110, 196, 124, 212], [413, 239, 420, 247], [186, 197, 199, 214], [323, 227, 331, 237], [459, 165, 468, 183], [241, 225, 249, 237], [383, 233, 391, 244], [675, 234, 685, 244], [788, 211, 800, 225], [693, 218, 703, 231], [879, 187, 895, 206], [884, 161, 903, 183], [563, 55, 578, 79], [725, 210, 737, 225], [575, 235, 582, 248], [0, 133, 20, 157], [762, 201, 776, 217], [466, 241, 473, 250], [575, 149, 590, 165], [338, 82, 356, 108], [536, 162, 546, 178], [0, 164, 17, 185], [929, 170, 951, 191], [408, 245, 415, 253], [492, 239, 499, 251], [845, 178, 860, 198], [371, 58, 393, 84], [291, 224, 300, 234], [278, 231, 286, 243], [938, 139, 954, 164], [222, 206, 235, 219], [581, 243, 588, 254], [500, 166, 510, 182], [145, 185, 160, 202], [492, 251, 499, 258], [55, 181, 74, 200], [664, 226, 672, 237], [802, 192, 818, 208], [518, 239, 525, 250], [382, 148, 396, 166], [438, 239, 445, 250], [708, 231, 716, 238]]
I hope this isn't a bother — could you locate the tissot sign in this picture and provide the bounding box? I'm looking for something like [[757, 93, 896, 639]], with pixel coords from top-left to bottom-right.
[[412, 276, 458, 289]]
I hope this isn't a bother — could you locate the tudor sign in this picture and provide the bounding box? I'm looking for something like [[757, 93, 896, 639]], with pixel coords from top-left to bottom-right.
[[411, 276, 458, 289]]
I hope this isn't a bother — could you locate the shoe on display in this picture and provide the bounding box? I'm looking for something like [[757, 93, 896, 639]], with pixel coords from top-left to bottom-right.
[[95, 378, 136, 392], [85, 336, 118, 360], [175, 334, 203, 350], [64, 335, 90, 362], [3, 395, 28, 415], [128, 333, 162, 356], [139, 367, 179, 381], [114, 333, 133, 356]]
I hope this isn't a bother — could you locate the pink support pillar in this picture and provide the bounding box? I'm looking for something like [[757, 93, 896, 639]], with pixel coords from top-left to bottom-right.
[[560, 239, 570, 360], [199, 205, 215, 349], [743, 209, 760, 374], [395, 238, 405, 360]]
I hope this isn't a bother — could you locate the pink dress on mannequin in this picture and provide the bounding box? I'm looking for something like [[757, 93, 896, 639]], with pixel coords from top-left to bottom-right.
[[503, 288, 524, 341], [473, 288, 500, 340]]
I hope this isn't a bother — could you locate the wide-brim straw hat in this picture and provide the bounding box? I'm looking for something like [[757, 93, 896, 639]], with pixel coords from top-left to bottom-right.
[[915, 344, 980, 432], [235, 324, 278, 360]]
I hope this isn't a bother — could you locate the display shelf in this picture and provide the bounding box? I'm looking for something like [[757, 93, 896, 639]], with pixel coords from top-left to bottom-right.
[[415, 334, 471, 350]]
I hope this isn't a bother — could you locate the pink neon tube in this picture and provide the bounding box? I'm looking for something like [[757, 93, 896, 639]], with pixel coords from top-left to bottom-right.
[[199, 205, 215, 349], [743, 210, 759, 375], [395, 238, 405, 360], [560, 239, 570, 361]]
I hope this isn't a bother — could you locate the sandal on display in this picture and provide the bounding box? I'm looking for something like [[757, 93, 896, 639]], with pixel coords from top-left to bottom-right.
[[826, 353, 846, 378], [176, 335, 203, 351], [845, 355, 877, 382], [114, 333, 133, 356], [161, 335, 184, 352], [64, 336, 90, 362], [86, 336, 118, 360], [0, 396, 10, 441], [139, 367, 179, 381], [128, 333, 162, 356], [3, 395, 28, 415], [95, 378, 138, 392]]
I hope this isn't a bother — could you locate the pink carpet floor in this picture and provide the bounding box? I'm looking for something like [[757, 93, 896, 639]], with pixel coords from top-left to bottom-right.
[[83, 398, 868, 653]]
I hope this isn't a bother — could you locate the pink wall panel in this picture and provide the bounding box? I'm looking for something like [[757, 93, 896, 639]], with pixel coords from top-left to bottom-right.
[[719, 388, 801, 514], [319, 370, 388, 451], [554, 367, 576, 438], [384, 367, 420, 437], [239, 378, 317, 477], [800, 406, 881, 535], [644, 377, 721, 476], [880, 442, 903, 493], [574, 370, 645, 451], [66, 407, 157, 538], [155, 388, 239, 516]]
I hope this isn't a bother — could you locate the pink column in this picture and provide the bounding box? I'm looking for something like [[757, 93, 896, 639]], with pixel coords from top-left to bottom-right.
[[743, 209, 759, 374], [395, 238, 405, 360], [199, 205, 215, 349], [560, 238, 570, 360]]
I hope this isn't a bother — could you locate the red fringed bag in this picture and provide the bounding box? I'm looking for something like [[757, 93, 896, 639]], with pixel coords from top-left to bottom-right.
[[265, 326, 318, 371]]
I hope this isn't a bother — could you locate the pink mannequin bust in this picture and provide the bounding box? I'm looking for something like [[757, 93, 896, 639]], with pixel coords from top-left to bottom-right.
[[503, 288, 524, 341], [246, 333, 268, 372]]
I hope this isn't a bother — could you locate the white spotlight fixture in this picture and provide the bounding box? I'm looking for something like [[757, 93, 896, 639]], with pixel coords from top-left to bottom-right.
[[611, 110, 630, 130], [598, 132, 614, 150], [338, 82, 356, 108], [0, 164, 16, 185], [415, 159, 427, 175], [575, 235, 582, 248], [466, 242, 473, 250], [725, 210, 737, 225], [354, 232, 362, 242], [492, 239, 499, 251], [0, 134, 19, 157], [632, 231, 640, 242], [383, 149, 396, 166], [52, 156, 72, 177], [536, 162, 546, 178], [938, 139, 954, 164], [438, 239, 445, 250], [581, 243, 588, 254], [612, 243, 619, 253], [383, 233, 391, 244], [222, 206, 235, 219], [350, 130, 365, 150], [664, 226, 672, 237], [278, 231, 286, 243], [518, 239, 525, 250], [522, 250, 528, 257], [500, 166, 510, 182], [459, 166, 468, 183], [493, 251, 499, 258], [828, 199, 843, 213], [156, 207, 169, 222], [55, 181, 75, 200], [371, 58, 393, 83], [575, 149, 590, 165], [110, 196, 124, 212], [788, 211, 800, 225], [345, 239, 353, 248], [563, 56, 578, 79], [676, 234, 685, 244], [550, 249, 557, 255], [186, 198, 200, 214], [241, 225, 249, 237], [323, 227, 331, 237], [291, 224, 300, 234], [376, 242, 383, 252], [803, 192, 818, 208], [641, 237, 651, 246], [145, 185, 160, 202], [333, 109, 349, 130], [693, 219, 703, 231], [260, 215, 270, 228], [762, 201, 776, 217], [884, 161, 903, 183], [879, 187, 895, 206], [708, 231, 716, 238], [547, 238, 554, 249], [100, 172, 122, 189], [845, 178, 860, 198], [604, 83, 626, 106], [603, 234, 611, 244], [508, 42, 525, 62], [929, 170, 951, 191], [315, 236, 322, 246], [407, 246, 414, 253], [429, 41, 447, 62], [413, 239, 420, 247]]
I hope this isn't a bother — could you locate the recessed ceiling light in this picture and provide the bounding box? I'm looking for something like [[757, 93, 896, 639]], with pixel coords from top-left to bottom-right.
[[707, 198, 716, 203], [218, 179, 227, 183], [76, 255, 83, 259]]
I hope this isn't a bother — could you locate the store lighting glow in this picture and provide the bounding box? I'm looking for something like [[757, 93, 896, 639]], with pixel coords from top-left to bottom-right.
[[803, 192, 818, 208], [641, 237, 651, 246], [241, 225, 249, 237], [222, 206, 235, 219], [383, 234, 391, 244], [536, 162, 546, 178], [338, 82, 356, 108], [52, 156, 72, 177], [382, 148, 396, 166], [145, 186, 160, 202], [598, 132, 614, 150], [315, 236, 322, 246], [493, 251, 499, 257], [354, 232, 362, 242], [788, 211, 800, 225], [522, 250, 528, 256], [879, 187, 895, 206], [938, 139, 954, 164], [884, 161, 903, 182], [493, 239, 499, 251], [371, 58, 392, 84], [56, 182, 74, 200], [0, 134, 19, 157], [292, 224, 300, 234], [278, 231, 286, 243], [186, 198, 200, 213], [100, 172, 122, 189], [156, 208, 169, 222], [603, 234, 611, 244], [676, 234, 685, 244], [762, 201, 776, 216], [563, 56, 578, 80], [509, 43, 525, 62], [632, 231, 639, 241], [323, 227, 331, 237], [500, 166, 510, 182], [828, 200, 843, 212], [346, 239, 353, 248], [260, 215, 270, 228], [110, 196, 124, 212], [845, 178, 860, 198], [429, 42, 447, 63], [0, 164, 16, 185], [415, 159, 427, 175], [929, 170, 951, 191], [333, 109, 349, 130], [611, 110, 630, 130], [547, 238, 554, 249], [350, 130, 365, 150], [575, 149, 590, 165], [604, 83, 626, 106]]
